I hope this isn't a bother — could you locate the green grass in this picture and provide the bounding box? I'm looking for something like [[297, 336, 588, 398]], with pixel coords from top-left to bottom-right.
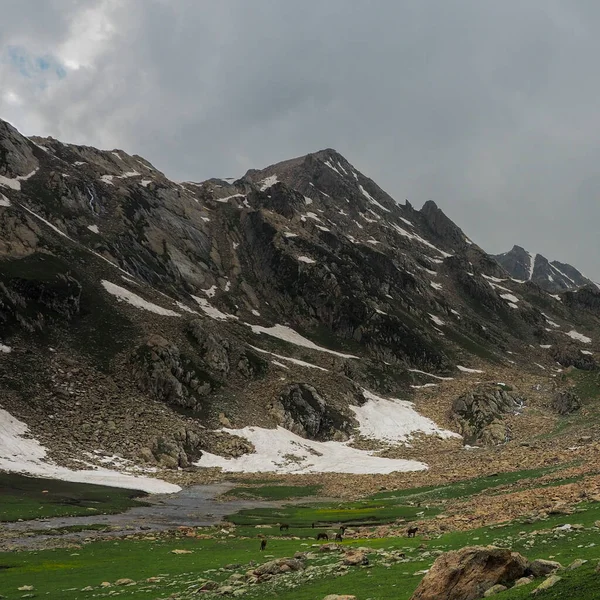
[[221, 484, 322, 501], [0, 473, 148, 522]]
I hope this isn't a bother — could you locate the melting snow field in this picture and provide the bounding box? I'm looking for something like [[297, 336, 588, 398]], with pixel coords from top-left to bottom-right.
[[0, 409, 179, 493], [566, 330, 592, 344], [0, 194, 10, 207], [247, 324, 359, 359], [350, 390, 460, 443], [196, 426, 428, 474], [102, 280, 181, 317]]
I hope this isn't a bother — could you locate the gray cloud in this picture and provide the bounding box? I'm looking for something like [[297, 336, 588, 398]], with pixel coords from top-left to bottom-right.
[[2, 0, 600, 278]]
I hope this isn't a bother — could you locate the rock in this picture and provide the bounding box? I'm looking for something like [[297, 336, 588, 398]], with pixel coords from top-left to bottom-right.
[[550, 389, 581, 415], [198, 581, 219, 591], [254, 558, 304, 577], [81, 587, 94, 592], [529, 559, 562, 577], [171, 549, 193, 554], [100, 582, 111, 588], [323, 596, 357, 600], [114, 578, 135, 586], [410, 546, 529, 600], [269, 383, 352, 441], [484, 585, 507, 597], [531, 575, 561, 595], [320, 543, 343, 552], [18, 586, 34, 591], [569, 559, 587, 570], [219, 585, 234, 595], [452, 386, 525, 445], [342, 550, 369, 566], [514, 577, 533, 587]]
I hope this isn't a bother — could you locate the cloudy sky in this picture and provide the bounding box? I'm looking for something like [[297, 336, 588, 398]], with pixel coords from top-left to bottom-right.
[[2, 1, 600, 278]]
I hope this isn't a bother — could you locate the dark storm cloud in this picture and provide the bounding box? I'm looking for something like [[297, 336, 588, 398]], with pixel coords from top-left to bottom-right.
[[2, 1, 600, 278]]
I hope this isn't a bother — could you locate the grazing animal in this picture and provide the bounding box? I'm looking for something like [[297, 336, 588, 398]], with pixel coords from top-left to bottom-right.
[[316, 532, 329, 541], [335, 532, 343, 542], [407, 526, 418, 538], [339, 526, 346, 534], [279, 524, 289, 532], [311, 522, 315, 529], [260, 539, 267, 551]]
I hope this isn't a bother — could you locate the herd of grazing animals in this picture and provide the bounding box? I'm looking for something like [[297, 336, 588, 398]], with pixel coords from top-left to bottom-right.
[[258, 523, 419, 550]]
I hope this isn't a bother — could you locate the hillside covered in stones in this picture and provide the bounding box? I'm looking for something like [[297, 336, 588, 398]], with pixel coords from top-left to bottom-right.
[[1, 116, 600, 485]]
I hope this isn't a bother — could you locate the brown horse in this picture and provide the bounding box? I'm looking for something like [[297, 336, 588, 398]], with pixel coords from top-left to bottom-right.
[[279, 524, 289, 532], [260, 539, 267, 551], [407, 526, 418, 538], [316, 532, 329, 541]]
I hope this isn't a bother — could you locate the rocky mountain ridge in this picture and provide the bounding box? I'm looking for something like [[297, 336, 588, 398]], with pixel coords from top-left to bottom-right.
[[1, 116, 600, 483], [494, 245, 596, 293]]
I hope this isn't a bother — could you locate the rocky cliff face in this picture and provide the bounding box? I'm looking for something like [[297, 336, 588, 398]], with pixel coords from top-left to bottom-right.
[[1, 117, 599, 473], [494, 245, 595, 292]]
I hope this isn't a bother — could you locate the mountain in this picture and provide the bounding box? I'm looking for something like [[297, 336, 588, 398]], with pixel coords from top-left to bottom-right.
[[1, 117, 600, 487], [494, 245, 596, 292]]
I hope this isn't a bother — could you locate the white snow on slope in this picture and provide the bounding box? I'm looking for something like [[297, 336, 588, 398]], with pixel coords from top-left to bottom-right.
[[247, 324, 359, 359], [283, 232, 298, 238], [298, 256, 316, 264], [202, 285, 217, 298], [411, 383, 438, 389], [301, 212, 322, 222], [0, 168, 38, 191], [351, 389, 460, 443], [196, 426, 427, 474], [101, 281, 181, 317], [581, 350, 594, 355], [391, 222, 452, 258], [191, 295, 238, 321], [429, 314, 445, 327], [99, 175, 114, 185], [408, 369, 454, 381], [87, 224, 99, 234], [324, 159, 342, 175], [140, 179, 152, 187], [0, 343, 12, 353], [0, 408, 179, 493], [430, 281, 443, 290], [527, 252, 537, 280], [20, 204, 73, 240], [457, 365, 484, 373], [500, 293, 519, 304], [216, 193, 245, 203], [259, 175, 278, 191], [549, 263, 575, 285], [119, 170, 141, 179], [249, 344, 328, 371], [359, 185, 390, 212], [0, 194, 10, 207], [541, 313, 560, 328], [565, 330, 592, 344]]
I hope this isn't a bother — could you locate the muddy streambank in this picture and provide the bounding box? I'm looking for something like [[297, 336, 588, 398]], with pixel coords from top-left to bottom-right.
[[0, 483, 308, 550]]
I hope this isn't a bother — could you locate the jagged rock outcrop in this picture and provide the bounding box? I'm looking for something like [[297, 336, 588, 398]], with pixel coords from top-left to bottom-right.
[[410, 546, 530, 600], [132, 335, 214, 410], [550, 389, 581, 416], [494, 246, 594, 292], [268, 383, 352, 441], [452, 385, 525, 446], [549, 343, 597, 370]]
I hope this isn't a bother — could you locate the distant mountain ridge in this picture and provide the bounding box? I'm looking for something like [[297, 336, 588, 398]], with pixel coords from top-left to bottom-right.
[[494, 245, 596, 293]]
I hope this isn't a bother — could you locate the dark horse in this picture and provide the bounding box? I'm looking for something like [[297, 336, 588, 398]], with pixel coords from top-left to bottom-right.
[[279, 524, 289, 532], [316, 532, 329, 541], [407, 526, 418, 538], [335, 532, 343, 542], [260, 539, 267, 551]]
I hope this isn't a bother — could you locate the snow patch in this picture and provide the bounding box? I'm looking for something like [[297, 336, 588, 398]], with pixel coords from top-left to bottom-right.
[[99, 175, 114, 185], [457, 365, 484, 374], [258, 175, 278, 191], [429, 314, 445, 327], [541, 313, 560, 328], [0, 343, 12, 353], [216, 193, 245, 203], [565, 330, 592, 344], [140, 179, 152, 187], [249, 344, 328, 371], [0, 194, 10, 207], [500, 293, 519, 304], [102, 281, 181, 317], [352, 389, 460, 443], [202, 285, 217, 298], [283, 232, 298, 238], [191, 296, 238, 321], [411, 383, 438, 389], [0, 409, 179, 493], [408, 369, 454, 381], [391, 222, 452, 258], [87, 224, 99, 234], [581, 350, 594, 355], [196, 426, 427, 474], [298, 256, 316, 264], [359, 185, 390, 212], [303, 196, 314, 205], [430, 281, 443, 290], [247, 324, 359, 359]]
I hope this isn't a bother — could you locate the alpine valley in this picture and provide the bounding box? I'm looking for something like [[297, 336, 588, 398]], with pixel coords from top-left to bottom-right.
[[2, 117, 600, 600]]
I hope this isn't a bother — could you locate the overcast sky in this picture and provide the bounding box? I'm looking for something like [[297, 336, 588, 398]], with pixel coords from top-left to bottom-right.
[[2, 1, 600, 278]]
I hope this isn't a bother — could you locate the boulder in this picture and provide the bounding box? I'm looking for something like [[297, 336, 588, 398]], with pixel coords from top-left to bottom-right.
[[323, 596, 357, 600], [514, 577, 533, 587], [483, 585, 507, 597], [550, 389, 581, 415], [532, 575, 561, 595], [529, 559, 562, 577], [410, 546, 529, 600], [568, 559, 587, 570], [342, 550, 369, 566]]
